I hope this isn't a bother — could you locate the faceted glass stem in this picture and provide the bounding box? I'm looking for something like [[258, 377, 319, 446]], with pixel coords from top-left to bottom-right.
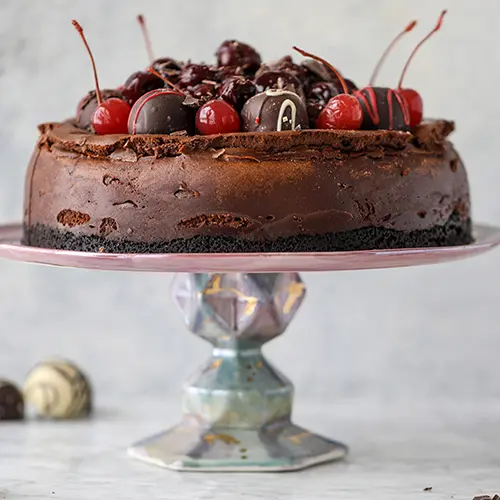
[[128, 272, 347, 471]]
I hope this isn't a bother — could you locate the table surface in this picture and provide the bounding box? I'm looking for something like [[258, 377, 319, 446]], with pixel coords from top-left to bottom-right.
[[1, 398, 498, 500]]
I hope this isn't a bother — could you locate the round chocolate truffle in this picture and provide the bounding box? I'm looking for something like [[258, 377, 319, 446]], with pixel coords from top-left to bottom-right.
[[0, 380, 24, 421], [24, 360, 92, 419], [241, 89, 308, 133], [128, 89, 195, 135], [76, 89, 124, 131], [355, 87, 410, 131]]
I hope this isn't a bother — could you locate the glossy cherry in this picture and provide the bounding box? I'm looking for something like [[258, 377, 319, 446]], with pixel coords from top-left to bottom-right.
[[179, 64, 217, 88], [398, 10, 447, 127], [219, 76, 256, 111], [72, 20, 130, 135], [293, 47, 362, 130], [92, 98, 132, 135], [196, 99, 240, 135]]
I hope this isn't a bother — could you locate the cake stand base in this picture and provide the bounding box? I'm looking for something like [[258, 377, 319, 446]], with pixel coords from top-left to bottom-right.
[[129, 420, 347, 472], [128, 272, 347, 472]]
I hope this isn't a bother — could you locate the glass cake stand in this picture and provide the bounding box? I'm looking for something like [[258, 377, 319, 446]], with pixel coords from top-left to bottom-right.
[[0, 223, 499, 472]]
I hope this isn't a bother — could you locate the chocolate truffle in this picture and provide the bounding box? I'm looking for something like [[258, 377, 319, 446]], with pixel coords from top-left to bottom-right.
[[356, 87, 410, 131], [128, 89, 195, 135], [24, 360, 92, 419], [241, 89, 308, 132], [76, 89, 124, 131], [0, 380, 24, 420]]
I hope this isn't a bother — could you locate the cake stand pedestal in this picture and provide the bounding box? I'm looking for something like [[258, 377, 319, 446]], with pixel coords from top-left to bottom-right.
[[0, 223, 499, 472]]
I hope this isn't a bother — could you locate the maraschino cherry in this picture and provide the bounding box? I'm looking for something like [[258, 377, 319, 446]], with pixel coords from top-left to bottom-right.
[[72, 21, 130, 135], [196, 99, 241, 135], [398, 10, 447, 127], [293, 47, 363, 130]]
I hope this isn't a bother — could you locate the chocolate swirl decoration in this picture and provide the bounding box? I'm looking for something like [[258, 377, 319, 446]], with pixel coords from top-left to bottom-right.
[[355, 87, 410, 131], [0, 380, 24, 420], [24, 360, 92, 419]]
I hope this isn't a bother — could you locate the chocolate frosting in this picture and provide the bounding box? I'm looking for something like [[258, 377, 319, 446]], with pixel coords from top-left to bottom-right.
[[25, 120, 470, 245]]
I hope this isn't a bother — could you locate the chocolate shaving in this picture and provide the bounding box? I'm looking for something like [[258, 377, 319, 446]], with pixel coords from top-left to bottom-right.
[[220, 154, 261, 163], [212, 148, 226, 159], [182, 95, 200, 108]]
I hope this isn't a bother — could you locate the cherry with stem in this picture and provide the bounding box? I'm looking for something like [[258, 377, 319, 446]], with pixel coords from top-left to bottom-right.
[[72, 20, 130, 135], [293, 46, 363, 130], [398, 10, 448, 127]]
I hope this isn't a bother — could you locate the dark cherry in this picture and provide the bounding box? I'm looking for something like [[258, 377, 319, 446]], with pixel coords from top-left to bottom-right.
[[128, 89, 195, 135], [196, 99, 241, 135], [122, 71, 164, 105], [254, 70, 303, 97], [77, 89, 124, 130], [294, 47, 362, 131], [72, 20, 131, 135], [355, 87, 410, 131], [189, 82, 218, 102], [308, 82, 341, 106], [306, 101, 323, 128], [241, 89, 309, 133], [179, 64, 217, 89], [218, 76, 256, 111], [216, 40, 261, 74]]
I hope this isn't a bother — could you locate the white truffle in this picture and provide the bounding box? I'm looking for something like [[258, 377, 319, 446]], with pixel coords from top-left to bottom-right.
[[24, 360, 92, 419]]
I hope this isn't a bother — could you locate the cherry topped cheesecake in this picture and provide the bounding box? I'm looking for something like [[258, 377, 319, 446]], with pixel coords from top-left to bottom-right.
[[23, 12, 472, 253]]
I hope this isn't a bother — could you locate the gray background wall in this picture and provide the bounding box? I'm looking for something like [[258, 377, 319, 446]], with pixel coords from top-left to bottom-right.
[[0, 0, 498, 407]]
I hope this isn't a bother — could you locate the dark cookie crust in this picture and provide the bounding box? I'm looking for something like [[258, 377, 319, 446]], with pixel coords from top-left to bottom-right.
[[24, 213, 472, 254]]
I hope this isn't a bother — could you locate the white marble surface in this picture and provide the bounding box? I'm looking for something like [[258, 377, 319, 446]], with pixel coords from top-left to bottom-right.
[[1, 399, 500, 499]]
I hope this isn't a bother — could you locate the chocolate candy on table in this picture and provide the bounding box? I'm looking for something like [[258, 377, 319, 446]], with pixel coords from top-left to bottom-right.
[[355, 86, 410, 131], [241, 89, 309, 133], [76, 89, 125, 131], [128, 89, 196, 135], [24, 359, 92, 419], [0, 380, 24, 421]]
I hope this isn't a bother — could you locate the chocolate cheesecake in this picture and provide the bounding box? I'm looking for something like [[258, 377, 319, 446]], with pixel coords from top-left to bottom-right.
[[22, 18, 472, 253], [23, 119, 471, 253]]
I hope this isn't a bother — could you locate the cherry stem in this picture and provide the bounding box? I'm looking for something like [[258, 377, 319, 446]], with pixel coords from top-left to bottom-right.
[[293, 46, 349, 94], [398, 10, 447, 89], [137, 14, 155, 64], [147, 67, 183, 94], [72, 20, 102, 105], [370, 20, 417, 86]]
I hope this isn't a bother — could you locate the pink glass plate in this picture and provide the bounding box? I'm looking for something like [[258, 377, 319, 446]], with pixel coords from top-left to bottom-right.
[[0, 223, 498, 273]]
